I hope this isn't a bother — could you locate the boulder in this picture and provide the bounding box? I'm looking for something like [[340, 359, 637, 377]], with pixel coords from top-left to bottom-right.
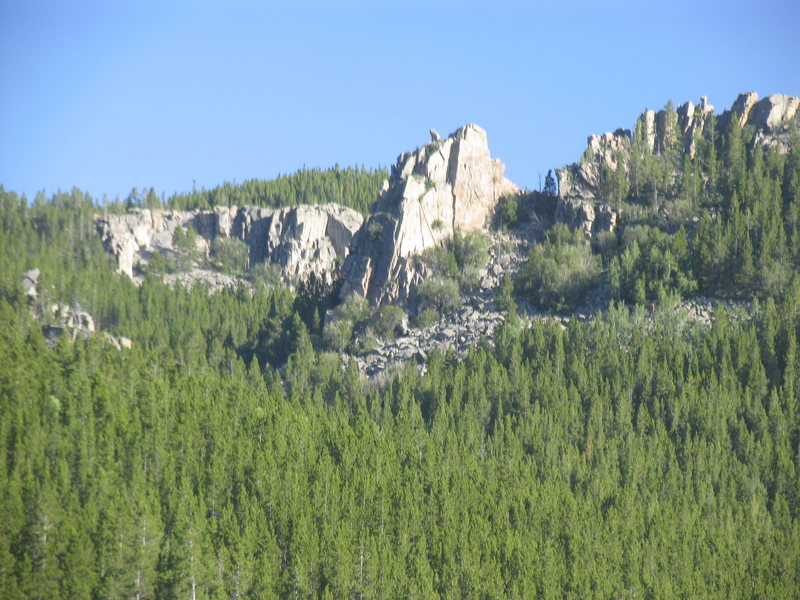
[[341, 124, 517, 306], [22, 268, 40, 298], [555, 197, 617, 238], [749, 94, 799, 132]]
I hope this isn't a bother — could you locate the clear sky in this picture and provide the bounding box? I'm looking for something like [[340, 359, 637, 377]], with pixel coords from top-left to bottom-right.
[[2, 0, 799, 202]]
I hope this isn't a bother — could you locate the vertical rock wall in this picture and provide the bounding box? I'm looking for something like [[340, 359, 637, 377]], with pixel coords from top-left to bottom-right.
[[340, 124, 518, 306]]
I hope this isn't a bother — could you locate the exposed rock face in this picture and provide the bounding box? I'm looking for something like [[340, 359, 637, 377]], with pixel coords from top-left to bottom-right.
[[95, 204, 363, 286], [340, 124, 518, 306], [163, 269, 254, 294], [555, 197, 617, 238], [746, 93, 800, 152], [676, 96, 715, 156], [22, 269, 40, 299], [556, 129, 631, 201], [728, 91, 760, 128], [22, 270, 132, 350], [265, 205, 364, 285], [556, 92, 799, 205], [750, 93, 800, 131]]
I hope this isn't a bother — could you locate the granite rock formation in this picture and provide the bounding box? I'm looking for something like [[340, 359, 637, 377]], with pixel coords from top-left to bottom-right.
[[340, 124, 518, 306], [556, 92, 799, 204], [95, 204, 363, 286]]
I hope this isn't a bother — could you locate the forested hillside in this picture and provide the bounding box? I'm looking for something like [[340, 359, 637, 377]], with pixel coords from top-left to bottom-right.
[[2, 97, 800, 597], [112, 166, 388, 215], [517, 100, 800, 313], [1, 284, 799, 597]]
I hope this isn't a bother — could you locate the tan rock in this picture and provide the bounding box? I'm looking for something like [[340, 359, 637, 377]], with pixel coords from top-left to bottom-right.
[[264, 204, 363, 285], [749, 94, 799, 132], [95, 203, 363, 286], [730, 91, 759, 127], [341, 124, 517, 306]]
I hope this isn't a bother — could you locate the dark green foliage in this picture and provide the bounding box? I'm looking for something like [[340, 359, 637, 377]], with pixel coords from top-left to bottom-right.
[[608, 225, 696, 304], [171, 224, 199, 271], [517, 223, 601, 312], [209, 237, 249, 275], [416, 277, 460, 314], [247, 261, 282, 288], [593, 106, 800, 305], [451, 229, 489, 291], [419, 244, 457, 279], [413, 308, 440, 328], [165, 165, 388, 215], [321, 295, 370, 352], [497, 194, 519, 228], [2, 109, 800, 597], [543, 169, 557, 196], [1, 271, 799, 597], [370, 305, 406, 340], [366, 220, 384, 241]]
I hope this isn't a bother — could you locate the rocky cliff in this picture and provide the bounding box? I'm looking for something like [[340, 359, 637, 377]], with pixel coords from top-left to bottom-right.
[[556, 92, 799, 202], [95, 204, 363, 286], [340, 124, 518, 306]]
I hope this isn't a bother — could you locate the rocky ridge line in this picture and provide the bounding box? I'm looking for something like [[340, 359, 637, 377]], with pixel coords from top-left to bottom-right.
[[95, 203, 363, 287], [557, 92, 799, 202]]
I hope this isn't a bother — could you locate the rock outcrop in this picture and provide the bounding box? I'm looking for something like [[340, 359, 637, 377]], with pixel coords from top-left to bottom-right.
[[22, 269, 132, 350], [265, 205, 363, 285], [554, 197, 618, 238], [22, 268, 39, 299], [340, 124, 518, 306], [556, 92, 799, 204], [95, 204, 363, 286], [741, 93, 800, 152]]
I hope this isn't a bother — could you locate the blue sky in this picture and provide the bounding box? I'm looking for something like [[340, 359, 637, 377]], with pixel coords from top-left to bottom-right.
[[2, 0, 799, 202]]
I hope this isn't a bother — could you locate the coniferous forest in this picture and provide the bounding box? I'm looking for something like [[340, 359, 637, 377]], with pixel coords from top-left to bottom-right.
[[2, 106, 800, 598]]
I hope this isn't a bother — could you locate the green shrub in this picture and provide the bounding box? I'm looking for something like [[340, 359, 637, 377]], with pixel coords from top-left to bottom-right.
[[351, 331, 377, 356], [496, 273, 515, 312], [591, 229, 618, 258], [172, 224, 199, 270], [321, 295, 373, 352], [337, 295, 370, 325], [419, 229, 489, 293], [420, 245, 458, 279], [417, 278, 460, 314], [371, 305, 406, 340], [414, 308, 440, 329], [459, 265, 483, 292], [210, 237, 249, 274], [608, 227, 697, 304], [147, 251, 168, 275], [248, 261, 282, 287], [517, 223, 601, 313], [452, 229, 489, 273], [322, 318, 352, 352], [497, 194, 519, 228], [367, 220, 384, 241], [172, 224, 197, 252]]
